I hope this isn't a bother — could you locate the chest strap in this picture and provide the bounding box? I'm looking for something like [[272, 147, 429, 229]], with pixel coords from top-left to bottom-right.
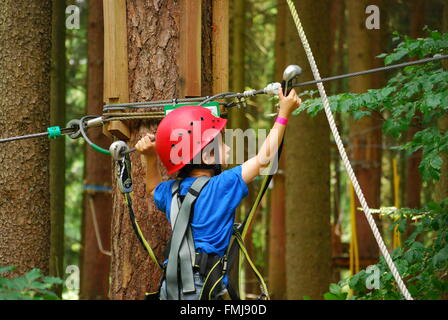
[[165, 176, 210, 299]]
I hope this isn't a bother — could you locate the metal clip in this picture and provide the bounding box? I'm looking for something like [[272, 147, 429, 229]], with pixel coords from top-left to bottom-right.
[[116, 154, 133, 194]]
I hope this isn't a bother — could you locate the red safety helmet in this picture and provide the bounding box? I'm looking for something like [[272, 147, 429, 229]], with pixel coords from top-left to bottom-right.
[[155, 105, 227, 174]]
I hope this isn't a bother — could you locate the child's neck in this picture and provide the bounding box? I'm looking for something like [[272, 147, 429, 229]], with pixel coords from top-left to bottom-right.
[[189, 168, 214, 178]]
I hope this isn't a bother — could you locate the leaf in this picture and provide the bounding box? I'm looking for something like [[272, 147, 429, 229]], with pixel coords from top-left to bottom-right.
[[42, 276, 63, 285], [430, 156, 443, 171], [0, 266, 15, 274], [352, 110, 371, 120], [323, 292, 346, 300], [384, 50, 408, 65], [329, 283, 341, 295], [432, 245, 448, 266], [25, 269, 42, 283]]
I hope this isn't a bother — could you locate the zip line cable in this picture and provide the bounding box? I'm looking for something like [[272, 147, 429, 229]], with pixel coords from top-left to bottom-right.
[[286, 0, 413, 300], [0, 54, 446, 146], [101, 54, 447, 111]]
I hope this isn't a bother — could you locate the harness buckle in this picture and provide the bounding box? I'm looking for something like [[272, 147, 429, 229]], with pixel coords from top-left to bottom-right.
[[116, 154, 133, 193], [221, 257, 228, 274]]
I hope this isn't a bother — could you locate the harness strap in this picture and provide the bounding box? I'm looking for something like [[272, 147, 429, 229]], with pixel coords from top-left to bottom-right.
[[117, 154, 163, 269], [169, 180, 181, 228], [166, 176, 210, 299], [171, 181, 197, 270], [170, 180, 197, 294]]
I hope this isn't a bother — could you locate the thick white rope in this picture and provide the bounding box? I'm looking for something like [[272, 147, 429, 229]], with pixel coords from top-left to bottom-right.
[[286, 0, 413, 300]]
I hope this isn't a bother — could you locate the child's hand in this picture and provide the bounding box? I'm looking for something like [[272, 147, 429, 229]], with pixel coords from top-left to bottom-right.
[[135, 133, 157, 158], [278, 88, 301, 116]]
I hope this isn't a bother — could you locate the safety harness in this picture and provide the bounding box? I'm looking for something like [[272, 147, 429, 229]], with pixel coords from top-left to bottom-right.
[[114, 151, 270, 300], [165, 176, 210, 299]]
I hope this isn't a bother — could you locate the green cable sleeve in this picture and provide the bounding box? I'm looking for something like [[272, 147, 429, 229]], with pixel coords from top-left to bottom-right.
[[47, 126, 62, 139]]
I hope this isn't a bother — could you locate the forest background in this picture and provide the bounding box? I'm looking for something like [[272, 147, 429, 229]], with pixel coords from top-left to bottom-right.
[[0, 0, 447, 300]]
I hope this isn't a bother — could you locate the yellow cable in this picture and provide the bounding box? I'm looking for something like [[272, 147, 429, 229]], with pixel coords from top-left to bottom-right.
[[349, 183, 360, 275], [235, 235, 270, 300], [199, 259, 221, 299], [348, 183, 359, 298], [125, 194, 162, 269], [392, 158, 401, 248]]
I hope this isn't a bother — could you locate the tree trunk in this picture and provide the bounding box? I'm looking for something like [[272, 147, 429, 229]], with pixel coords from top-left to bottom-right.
[[49, 0, 66, 295], [410, 0, 426, 39], [0, 1, 52, 275], [229, 0, 258, 297], [328, 0, 345, 282], [405, 0, 426, 210], [80, 0, 111, 300], [110, 0, 216, 299], [346, 0, 382, 263], [229, 0, 247, 130], [284, 0, 332, 300], [109, 0, 177, 300], [268, 0, 287, 300]]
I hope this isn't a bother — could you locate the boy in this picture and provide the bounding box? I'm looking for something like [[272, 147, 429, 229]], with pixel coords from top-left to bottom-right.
[[135, 88, 301, 300]]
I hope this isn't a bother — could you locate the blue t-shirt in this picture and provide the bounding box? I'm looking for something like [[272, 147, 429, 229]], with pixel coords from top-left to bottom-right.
[[153, 165, 248, 257]]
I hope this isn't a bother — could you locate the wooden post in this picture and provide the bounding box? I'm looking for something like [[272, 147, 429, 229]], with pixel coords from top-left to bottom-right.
[[212, 0, 229, 95], [179, 0, 202, 97], [103, 0, 130, 140]]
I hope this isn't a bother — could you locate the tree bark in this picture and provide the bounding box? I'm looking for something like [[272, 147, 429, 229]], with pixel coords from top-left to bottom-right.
[[109, 0, 178, 300], [346, 0, 382, 262], [80, 0, 111, 300], [284, 0, 332, 300], [0, 1, 52, 275], [110, 0, 216, 299]]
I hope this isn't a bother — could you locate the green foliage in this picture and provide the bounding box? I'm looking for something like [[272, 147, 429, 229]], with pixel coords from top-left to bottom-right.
[[323, 283, 348, 300], [329, 199, 448, 300], [298, 30, 448, 181], [317, 31, 448, 300], [0, 266, 63, 300]]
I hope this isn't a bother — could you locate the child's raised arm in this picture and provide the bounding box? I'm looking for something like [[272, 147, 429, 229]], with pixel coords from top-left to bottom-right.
[[135, 133, 162, 196], [241, 88, 301, 184]]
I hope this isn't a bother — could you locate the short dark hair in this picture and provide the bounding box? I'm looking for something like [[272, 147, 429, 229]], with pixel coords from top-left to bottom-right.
[[177, 140, 222, 178]]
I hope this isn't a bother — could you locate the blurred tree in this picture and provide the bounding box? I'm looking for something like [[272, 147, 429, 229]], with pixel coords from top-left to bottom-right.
[[268, 0, 287, 300], [328, 0, 345, 283], [79, 0, 111, 300], [405, 0, 426, 211], [50, 0, 66, 296], [284, 0, 332, 300], [0, 1, 52, 275], [346, 0, 383, 263], [229, 0, 248, 130]]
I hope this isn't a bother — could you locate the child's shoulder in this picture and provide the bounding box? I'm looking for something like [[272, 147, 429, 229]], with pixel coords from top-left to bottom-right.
[[155, 179, 177, 192], [213, 165, 243, 180]]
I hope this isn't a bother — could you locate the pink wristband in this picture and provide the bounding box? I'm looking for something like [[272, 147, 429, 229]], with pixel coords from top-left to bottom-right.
[[275, 116, 288, 125]]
